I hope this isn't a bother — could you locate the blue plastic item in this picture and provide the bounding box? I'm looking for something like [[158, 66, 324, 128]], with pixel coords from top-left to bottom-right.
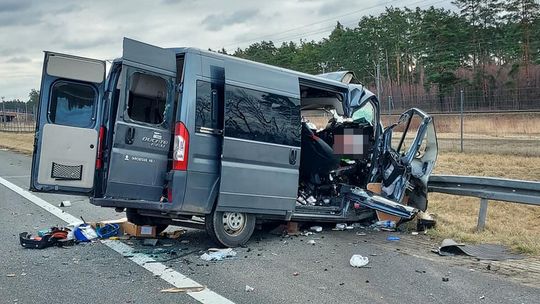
[[387, 236, 400, 241], [96, 223, 120, 238]]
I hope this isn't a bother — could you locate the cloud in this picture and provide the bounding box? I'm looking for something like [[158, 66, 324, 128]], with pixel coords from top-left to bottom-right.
[[202, 8, 260, 31], [0, 0, 32, 13], [161, 0, 186, 4], [6, 56, 32, 63], [61, 36, 117, 50], [0, 47, 23, 56]]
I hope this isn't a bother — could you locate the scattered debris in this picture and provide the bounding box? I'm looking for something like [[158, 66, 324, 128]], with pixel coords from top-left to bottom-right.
[[349, 255, 369, 268], [308, 240, 316, 245], [345, 225, 354, 230], [245, 285, 255, 292], [58, 200, 71, 207], [19, 227, 71, 249], [436, 239, 524, 261], [160, 229, 185, 239], [73, 224, 98, 242], [300, 231, 313, 236], [334, 223, 346, 231], [287, 222, 300, 235], [292, 272, 300, 276], [200, 248, 237, 261], [310, 226, 323, 233], [479, 295, 485, 300], [411, 231, 419, 235], [372, 220, 396, 230], [143, 239, 159, 246], [6, 274, 16, 277], [442, 277, 449, 282], [356, 232, 367, 236], [417, 213, 436, 231], [161, 286, 206, 293], [386, 236, 400, 241]]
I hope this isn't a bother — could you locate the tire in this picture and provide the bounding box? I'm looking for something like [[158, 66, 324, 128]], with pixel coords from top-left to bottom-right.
[[205, 211, 256, 247], [126, 209, 169, 234]]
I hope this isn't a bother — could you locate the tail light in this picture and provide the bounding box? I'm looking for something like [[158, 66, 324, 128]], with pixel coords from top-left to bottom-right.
[[172, 121, 189, 171], [95, 125, 105, 169]]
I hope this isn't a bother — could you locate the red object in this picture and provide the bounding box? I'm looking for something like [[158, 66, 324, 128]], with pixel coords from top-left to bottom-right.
[[95, 126, 105, 169], [167, 187, 173, 202], [172, 122, 189, 171]]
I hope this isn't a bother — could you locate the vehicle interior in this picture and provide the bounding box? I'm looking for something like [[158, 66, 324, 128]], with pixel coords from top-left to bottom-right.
[[297, 83, 377, 214]]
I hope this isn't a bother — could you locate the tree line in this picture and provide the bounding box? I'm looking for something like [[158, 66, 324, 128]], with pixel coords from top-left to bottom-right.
[[226, 0, 540, 111]]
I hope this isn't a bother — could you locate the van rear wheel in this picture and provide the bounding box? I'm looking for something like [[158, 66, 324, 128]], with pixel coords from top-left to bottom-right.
[[205, 211, 255, 247]]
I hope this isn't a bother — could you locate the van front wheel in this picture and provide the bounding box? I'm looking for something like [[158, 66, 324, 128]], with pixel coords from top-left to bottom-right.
[[205, 211, 256, 247]]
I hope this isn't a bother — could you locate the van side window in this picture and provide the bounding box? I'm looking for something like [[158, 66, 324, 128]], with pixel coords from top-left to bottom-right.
[[127, 72, 167, 125], [49, 81, 96, 128], [195, 80, 223, 130], [225, 85, 301, 146]]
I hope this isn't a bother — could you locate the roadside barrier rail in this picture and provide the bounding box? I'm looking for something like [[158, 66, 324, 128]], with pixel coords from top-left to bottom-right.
[[428, 175, 540, 231]]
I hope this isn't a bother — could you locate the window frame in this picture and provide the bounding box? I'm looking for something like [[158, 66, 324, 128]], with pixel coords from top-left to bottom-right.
[[47, 79, 98, 129], [123, 70, 172, 129], [195, 79, 223, 133]]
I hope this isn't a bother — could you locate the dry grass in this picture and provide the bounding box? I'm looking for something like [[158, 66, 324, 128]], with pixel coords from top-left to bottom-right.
[[0, 131, 34, 155], [429, 152, 540, 255]]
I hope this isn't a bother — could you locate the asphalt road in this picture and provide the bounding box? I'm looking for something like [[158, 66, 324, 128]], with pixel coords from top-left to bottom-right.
[[0, 149, 538, 304]]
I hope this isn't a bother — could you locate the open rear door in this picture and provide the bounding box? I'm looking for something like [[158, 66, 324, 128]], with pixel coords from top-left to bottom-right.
[[218, 60, 301, 216], [104, 38, 176, 201], [30, 52, 106, 193]]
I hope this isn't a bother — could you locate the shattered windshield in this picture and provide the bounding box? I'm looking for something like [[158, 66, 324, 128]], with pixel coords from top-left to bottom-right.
[[351, 102, 374, 125]]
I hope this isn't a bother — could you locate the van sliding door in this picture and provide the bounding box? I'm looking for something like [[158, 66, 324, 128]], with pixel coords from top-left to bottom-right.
[[218, 60, 301, 216]]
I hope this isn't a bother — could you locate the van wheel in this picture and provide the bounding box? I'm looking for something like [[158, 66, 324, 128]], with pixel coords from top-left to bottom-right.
[[205, 211, 256, 247]]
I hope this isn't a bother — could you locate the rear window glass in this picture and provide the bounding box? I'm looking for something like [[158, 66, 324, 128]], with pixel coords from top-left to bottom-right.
[[49, 81, 96, 128], [127, 72, 167, 125]]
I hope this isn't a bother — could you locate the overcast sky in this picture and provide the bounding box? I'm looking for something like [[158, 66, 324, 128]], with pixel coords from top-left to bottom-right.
[[0, 0, 451, 101]]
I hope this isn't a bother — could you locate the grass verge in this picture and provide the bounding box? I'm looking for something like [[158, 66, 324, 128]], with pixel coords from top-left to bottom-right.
[[0, 132, 34, 155]]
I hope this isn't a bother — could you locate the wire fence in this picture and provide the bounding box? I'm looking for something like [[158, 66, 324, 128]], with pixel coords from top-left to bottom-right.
[[0, 108, 35, 133], [381, 87, 540, 114]]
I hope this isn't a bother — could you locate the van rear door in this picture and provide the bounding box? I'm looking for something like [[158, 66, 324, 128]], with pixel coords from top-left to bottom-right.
[[104, 38, 176, 201], [218, 60, 301, 215], [30, 52, 106, 193]]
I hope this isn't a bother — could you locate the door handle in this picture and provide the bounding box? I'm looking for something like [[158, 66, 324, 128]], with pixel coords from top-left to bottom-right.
[[125, 127, 135, 144], [289, 149, 298, 165]]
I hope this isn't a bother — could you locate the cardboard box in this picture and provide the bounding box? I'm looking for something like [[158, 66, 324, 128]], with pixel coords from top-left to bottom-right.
[[91, 217, 156, 238], [121, 221, 156, 238]]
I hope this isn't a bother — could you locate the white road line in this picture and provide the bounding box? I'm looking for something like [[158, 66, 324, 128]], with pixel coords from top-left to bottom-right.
[[0, 177, 235, 304], [2, 175, 31, 178]]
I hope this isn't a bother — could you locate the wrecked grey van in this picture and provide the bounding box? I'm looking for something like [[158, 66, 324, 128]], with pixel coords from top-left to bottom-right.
[[30, 38, 437, 247]]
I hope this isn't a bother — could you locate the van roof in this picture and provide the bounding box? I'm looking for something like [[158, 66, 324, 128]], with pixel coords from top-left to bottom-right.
[[166, 47, 350, 90]]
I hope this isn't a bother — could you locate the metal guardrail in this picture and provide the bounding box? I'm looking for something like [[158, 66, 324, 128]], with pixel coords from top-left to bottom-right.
[[428, 175, 540, 231]]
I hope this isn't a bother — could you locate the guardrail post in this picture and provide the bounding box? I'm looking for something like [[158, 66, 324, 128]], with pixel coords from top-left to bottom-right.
[[476, 198, 488, 231], [460, 89, 464, 153]]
